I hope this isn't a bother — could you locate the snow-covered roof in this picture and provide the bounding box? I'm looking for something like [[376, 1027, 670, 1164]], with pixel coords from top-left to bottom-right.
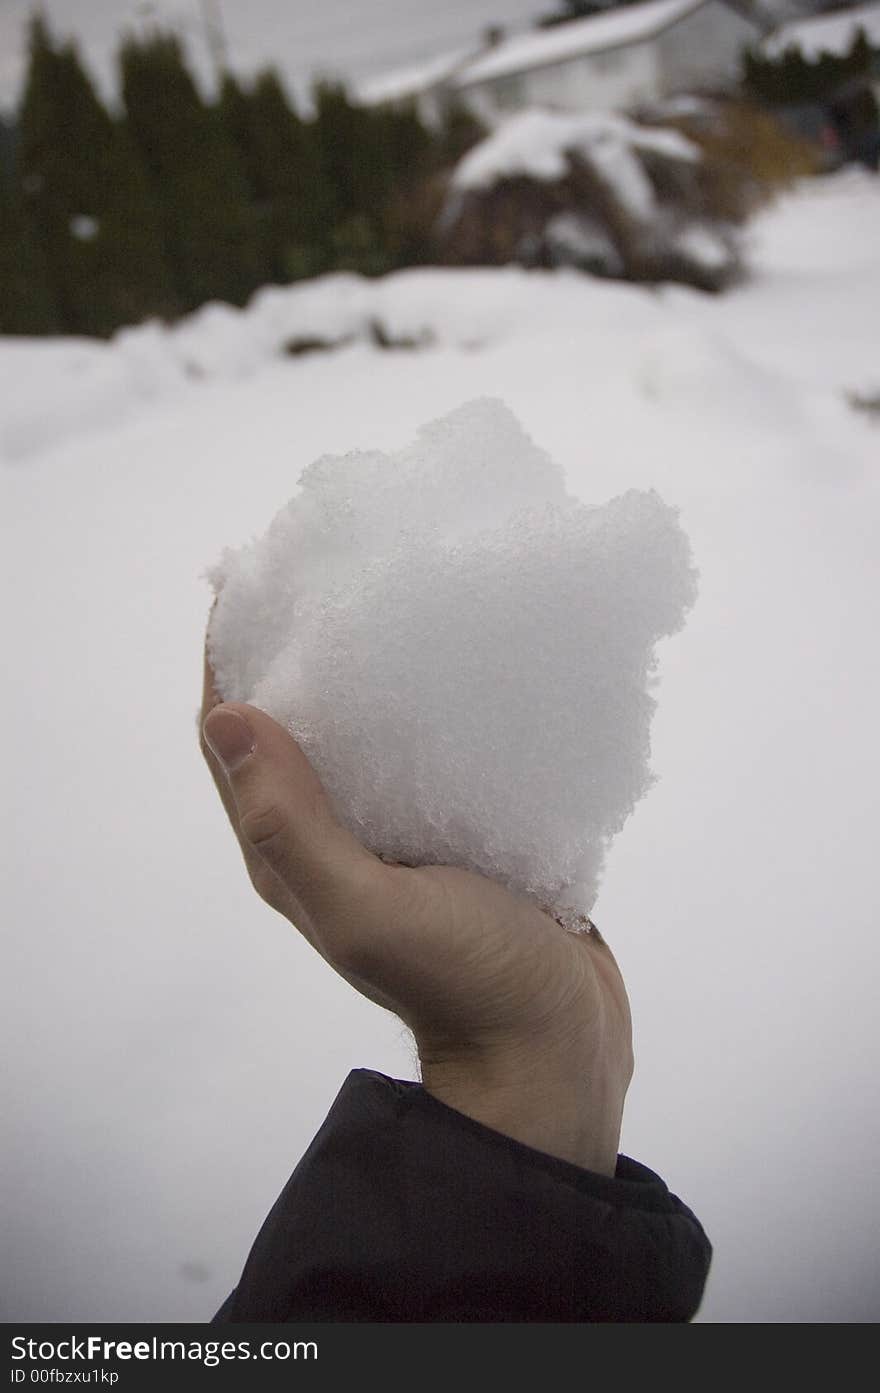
[[455, 0, 709, 88], [358, 45, 477, 106], [762, 2, 880, 61]]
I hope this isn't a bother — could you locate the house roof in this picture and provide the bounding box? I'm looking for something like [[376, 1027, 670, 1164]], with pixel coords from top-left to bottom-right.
[[455, 0, 710, 89], [358, 45, 478, 106], [762, 2, 880, 60]]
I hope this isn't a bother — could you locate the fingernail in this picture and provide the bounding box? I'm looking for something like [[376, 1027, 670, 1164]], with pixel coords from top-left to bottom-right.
[[203, 709, 255, 772]]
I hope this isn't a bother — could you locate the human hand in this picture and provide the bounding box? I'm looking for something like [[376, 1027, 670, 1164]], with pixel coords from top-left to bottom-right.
[[200, 631, 633, 1177]]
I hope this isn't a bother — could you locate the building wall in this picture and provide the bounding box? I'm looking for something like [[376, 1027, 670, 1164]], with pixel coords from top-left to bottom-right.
[[459, 42, 660, 123], [655, 0, 760, 94]]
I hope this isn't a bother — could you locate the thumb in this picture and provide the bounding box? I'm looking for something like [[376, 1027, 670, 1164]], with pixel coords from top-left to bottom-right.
[[202, 702, 385, 933]]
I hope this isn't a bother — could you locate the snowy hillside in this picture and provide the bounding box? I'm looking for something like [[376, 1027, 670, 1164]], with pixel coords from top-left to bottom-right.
[[2, 168, 879, 1324]]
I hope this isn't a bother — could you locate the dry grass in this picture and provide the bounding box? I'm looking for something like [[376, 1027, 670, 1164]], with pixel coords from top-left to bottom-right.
[[654, 98, 823, 224]]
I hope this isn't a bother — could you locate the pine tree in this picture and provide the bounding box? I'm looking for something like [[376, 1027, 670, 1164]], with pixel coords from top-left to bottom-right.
[[0, 114, 59, 334], [120, 31, 260, 312], [217, 71, 252, 180], [743, 28, 876, 106], [15, 17, 174, 336], [0, 116, 14, 176], [219, 68, 332, 283], [310, 82, 437, 276], [434, 101, 486, 168], [311, 81, 380, 238]]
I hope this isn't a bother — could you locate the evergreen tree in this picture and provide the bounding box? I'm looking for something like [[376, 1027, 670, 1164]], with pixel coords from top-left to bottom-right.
[[743, 28, 876, 106], [434, 101, 486, 167], [0, 114, 59, 334], [219, 68, 332, 283], [311, 82, 384, 230], [216, 72, 252, 189], [0, 115, 14, 176], [120, 31, 260, 312], [15, 17, 174, 336], [310, 82, 437, 276]]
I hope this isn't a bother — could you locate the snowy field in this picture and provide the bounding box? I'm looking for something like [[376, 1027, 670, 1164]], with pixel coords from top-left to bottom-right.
[[2, 168, 879, 1323]]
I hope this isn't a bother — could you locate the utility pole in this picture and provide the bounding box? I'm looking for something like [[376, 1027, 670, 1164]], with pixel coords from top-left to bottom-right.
[[199, 0, 228, 80]]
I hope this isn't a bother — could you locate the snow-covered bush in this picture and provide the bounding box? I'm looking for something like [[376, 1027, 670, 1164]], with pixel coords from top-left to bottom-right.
[[437, 102, 818, 293], [438, 109, 740, 292]]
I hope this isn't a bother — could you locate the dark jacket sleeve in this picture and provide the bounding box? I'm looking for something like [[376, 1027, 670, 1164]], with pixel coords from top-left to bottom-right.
[[213, 1068, 711, 1323]]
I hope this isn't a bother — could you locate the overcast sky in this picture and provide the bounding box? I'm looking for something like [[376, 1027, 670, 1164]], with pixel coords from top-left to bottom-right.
[[0, 0, 547, 111]]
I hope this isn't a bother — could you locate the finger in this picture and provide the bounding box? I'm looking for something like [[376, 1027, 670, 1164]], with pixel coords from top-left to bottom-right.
[[199, 627, 300, 924], [200, 642, 237, 815], [201, 701, 390, 962]]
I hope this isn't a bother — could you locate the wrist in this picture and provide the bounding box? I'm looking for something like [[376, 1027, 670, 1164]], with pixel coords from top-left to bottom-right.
[[418, 1041, 623, 1177]]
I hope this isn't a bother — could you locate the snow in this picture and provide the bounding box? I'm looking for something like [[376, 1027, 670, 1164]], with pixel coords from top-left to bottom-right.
[[585, 126, 659, 221], [673, 222, 733, 270], [2, 168, 880, 1324], [358, 45, 475, 106], [207, 399, 696, 925], [69, 214, 99, 241], [762, 2, 880, 59], [454, 109, 577, 185], [457, 0, 705, 88], [452, 110, 698, 216], [544, 210, 623, 271]]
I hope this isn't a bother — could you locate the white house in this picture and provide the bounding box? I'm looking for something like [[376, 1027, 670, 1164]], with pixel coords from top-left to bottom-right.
[[361, 0, 765, 126]]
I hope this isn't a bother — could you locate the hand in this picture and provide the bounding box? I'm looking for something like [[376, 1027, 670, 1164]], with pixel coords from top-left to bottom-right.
[[200, 632, 633, 1177]]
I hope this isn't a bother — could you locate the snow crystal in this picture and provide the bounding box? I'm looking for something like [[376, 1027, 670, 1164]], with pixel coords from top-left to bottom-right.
[[206, 398, 697, 925]]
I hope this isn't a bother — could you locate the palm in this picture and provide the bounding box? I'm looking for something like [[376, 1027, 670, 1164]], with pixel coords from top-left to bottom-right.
[[201, 644, 633, 1174]]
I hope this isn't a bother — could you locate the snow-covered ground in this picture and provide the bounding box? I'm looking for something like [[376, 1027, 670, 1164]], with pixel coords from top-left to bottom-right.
[[2, 168, 879, 1323]]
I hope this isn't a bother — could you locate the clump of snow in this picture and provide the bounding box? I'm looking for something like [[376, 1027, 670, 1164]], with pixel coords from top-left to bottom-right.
[[69, 215, 100, 242], [206, 398, 697, 925], [544, 211, 623, 274], [580, 123, 657, 222], [673, 223, 735, 272], [453, 109, 699, 196]]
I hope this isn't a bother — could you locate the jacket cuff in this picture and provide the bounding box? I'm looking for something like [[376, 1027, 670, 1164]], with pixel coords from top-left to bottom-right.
[[216, 1068, 712, 1322]]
